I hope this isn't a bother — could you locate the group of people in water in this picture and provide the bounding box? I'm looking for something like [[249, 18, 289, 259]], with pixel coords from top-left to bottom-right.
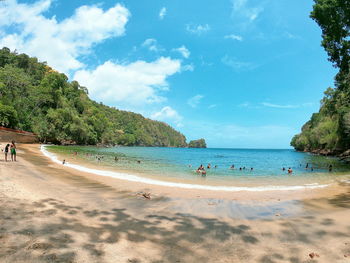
[[62, 151, 142, 166], [194, 162, 335, 176], [1, 141, 17, 162], [195, 163, 256, 175]]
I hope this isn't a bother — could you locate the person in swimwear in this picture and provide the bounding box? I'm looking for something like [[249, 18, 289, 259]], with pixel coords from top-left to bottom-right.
[[10, 141, 16, 162]]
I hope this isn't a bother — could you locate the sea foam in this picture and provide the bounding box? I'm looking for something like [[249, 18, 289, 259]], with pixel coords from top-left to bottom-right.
[[41, 145, 330, 192]]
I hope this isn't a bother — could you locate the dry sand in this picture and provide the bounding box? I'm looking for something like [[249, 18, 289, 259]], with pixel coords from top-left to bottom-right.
[[0, 143, 350, 263]]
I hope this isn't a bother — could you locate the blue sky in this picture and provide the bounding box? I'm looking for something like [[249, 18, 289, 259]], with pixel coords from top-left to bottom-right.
[[0, 0, 337, 148]]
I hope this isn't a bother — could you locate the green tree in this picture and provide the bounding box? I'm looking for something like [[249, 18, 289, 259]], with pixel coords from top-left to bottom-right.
[[0, 47, 193, 147], [311, 0, 350, 78], [188, 138, 207, 148], [0, 103, 18, 128], [291, 1, 350, 154]]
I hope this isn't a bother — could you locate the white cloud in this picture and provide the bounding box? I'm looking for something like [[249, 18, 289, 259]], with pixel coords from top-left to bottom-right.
[[187, 95, 204, 108], [182, 64, 194, 71], [262, 102, 297, 109], [186, 24, 210, 35], [231, 0, 264, 24], [159, 7, 167, 20], [0, 0, 130, 74], [283, 31, 300, 40], [224, 34, 243, 41], [142, 38, 163, 52], [173, 45, 190, 58], [238, 102, 250, 108], [73, 57, 181, 108], [237, 102, 314, 109], [262, 102, 314, 109], [151, 106, 183, 127], [199, 55, 214, 67], [221, 55, 257, 71], [208, 104, 217, 109]]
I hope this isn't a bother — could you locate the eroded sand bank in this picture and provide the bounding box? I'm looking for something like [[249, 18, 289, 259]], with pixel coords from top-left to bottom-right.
[[0, 143, 350, 263]]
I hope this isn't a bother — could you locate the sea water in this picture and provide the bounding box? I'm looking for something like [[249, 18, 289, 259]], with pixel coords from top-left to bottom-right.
[[44, 146, 350, 191]]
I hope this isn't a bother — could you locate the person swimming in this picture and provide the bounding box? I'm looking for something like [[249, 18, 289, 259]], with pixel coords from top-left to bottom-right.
[[207, 163, 211, 169], [196, 164, 206, 176], [197, 164, 204, 171], [250, 167, 253, 171], [287, 167, 293, 174], [282, 167, 286, 171], [305, 163, 309, 169], [230, 164, 235, 169]]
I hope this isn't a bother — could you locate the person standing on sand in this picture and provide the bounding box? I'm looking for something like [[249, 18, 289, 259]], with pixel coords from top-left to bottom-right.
[[10, 141, 16, 162], [4, 144, 10, 162], [329, 164, 333, 172]]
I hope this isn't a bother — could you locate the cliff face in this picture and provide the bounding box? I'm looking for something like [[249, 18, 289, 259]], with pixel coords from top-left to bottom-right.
[[0, 127, 38, 143]]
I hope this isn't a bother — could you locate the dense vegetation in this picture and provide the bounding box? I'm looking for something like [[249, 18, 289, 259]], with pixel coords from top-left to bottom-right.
[[188, 139, 207, 148], [0, 47, 188, 147], [291, 0, 350, 155]]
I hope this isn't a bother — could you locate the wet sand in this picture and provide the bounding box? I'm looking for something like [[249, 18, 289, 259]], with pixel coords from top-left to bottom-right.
[[1, 143, 350, 263]]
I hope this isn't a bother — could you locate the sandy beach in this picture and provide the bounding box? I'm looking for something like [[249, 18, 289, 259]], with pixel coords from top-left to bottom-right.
[[1, 143, 350, 263]]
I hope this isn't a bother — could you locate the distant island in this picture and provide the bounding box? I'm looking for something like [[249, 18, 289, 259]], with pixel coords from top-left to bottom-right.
[[291, 0, 350, 160], [188, 138, 207, 148], [0, 48, 204, 148]]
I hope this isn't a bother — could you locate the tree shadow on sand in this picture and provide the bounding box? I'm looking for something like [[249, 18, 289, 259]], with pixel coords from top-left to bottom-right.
[[0, 197, 261, 263], [1, 196, 350, 263]]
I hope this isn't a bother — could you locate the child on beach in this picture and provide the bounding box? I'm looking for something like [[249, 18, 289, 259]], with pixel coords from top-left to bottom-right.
[[10, 141, 16, 161]]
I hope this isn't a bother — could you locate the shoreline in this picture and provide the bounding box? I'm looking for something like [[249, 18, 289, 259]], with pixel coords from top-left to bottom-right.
[[37, 143, 349, 202], [41, 145, 332, 192]]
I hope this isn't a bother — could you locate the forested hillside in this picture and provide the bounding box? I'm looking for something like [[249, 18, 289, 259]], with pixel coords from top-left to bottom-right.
[[0, 47, 187, 147], [188, 139, 207, 148], [291, 0, 350, 155]]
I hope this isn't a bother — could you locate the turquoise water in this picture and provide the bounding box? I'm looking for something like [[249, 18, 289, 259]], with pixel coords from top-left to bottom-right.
[[47, 146, 350, 188]]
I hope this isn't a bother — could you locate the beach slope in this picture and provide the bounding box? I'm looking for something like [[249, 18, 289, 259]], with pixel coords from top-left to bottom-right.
[[0, 144, 350, 263]]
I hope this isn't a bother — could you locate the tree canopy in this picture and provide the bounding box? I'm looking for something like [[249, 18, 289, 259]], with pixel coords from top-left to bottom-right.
[[188, 139, 207, 148], [291, 0, 350, 154], [0, 47, 188, 147]]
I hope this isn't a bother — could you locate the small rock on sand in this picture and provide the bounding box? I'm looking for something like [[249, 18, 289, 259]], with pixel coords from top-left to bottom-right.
[[309, 252, 320, 259], [142, 193, 151, 200]]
